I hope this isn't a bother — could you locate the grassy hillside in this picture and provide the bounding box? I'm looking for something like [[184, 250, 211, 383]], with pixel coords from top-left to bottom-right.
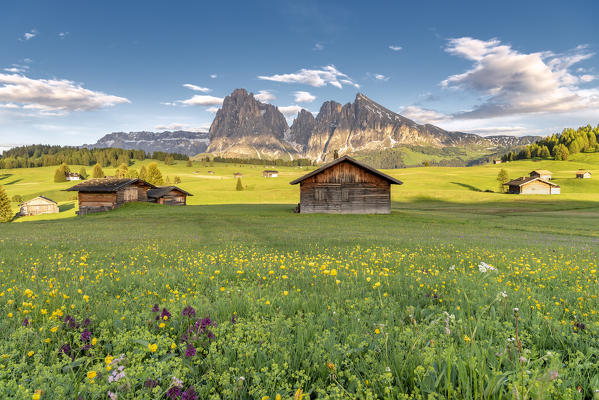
[[1, 152, 598, 222]]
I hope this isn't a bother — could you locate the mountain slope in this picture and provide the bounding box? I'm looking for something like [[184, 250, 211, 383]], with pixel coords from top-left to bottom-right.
[[85, 131, 209, 156]]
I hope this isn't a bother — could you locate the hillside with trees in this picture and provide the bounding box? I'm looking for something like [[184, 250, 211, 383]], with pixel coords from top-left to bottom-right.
[[0, 145, 188, 169], [502, 124, 599, 162]]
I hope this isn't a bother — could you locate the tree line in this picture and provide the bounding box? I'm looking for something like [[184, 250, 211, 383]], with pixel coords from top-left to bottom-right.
[[0, 145, 189, 169], [211, 156, 314, 167], [501, 124, 599, 162]]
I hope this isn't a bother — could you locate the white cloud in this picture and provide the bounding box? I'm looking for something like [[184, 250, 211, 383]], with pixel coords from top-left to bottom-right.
[[183, 84, 212, 93], [0, 103, 20, 109], [4, 67, 24, 74], [294, 91, 315, 103], [441, 37, 599, 118], [0, 73, 130, 114], [313, 43, 324, 51], [154, 122, 208, 132], [206, 106, 220, 113], [400, 106, 449, 124], [58, 32, 68, 39], [254, 90, 276, 103], [374, 74, 389, 81], [277, 105, 304, 117], [580, 74, 597, 83], [258, 65, 359, 89], [210, 74, 217, 79], [179, 95, 224, 106], [160, 102, 177, 106], [22, 30, 37, 41], [389, 45, 402, 51]]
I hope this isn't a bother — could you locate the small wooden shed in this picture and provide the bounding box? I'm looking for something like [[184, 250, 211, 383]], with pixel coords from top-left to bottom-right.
[[504, 177, 560, 195], [576, 170, 591, 179], [529, 170, 552, 180], [66, 172, 82, 181], [19, 196, 59, 216], [147, 186, 193, 205], [290, 155, 402, 214], [233, 172, 243, 178], [262, 170, 279, 178], [66, 178, 155, 215], [493, 160, 502, 164]]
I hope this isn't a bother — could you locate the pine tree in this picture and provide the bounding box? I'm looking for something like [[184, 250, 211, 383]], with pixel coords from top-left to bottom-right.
[[115, 163, 129, 178], [236, 177, 243, 191], [54, 165, 67, 182], [186, 160, 193, 167], [497, 169, 509, 193], [126, 168, 139, 178], [165, 176, 171, 184], [174, 176, 181, 184], [146, 162, 164, 186], [92, 163, 104, 178], [0, 185, 13, 223], [139, 165, 147, 181], [79, 167, 88, 179]]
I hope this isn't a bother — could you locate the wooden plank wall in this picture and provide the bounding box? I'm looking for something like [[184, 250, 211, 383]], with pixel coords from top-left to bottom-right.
[[79, 192, 116, 208]]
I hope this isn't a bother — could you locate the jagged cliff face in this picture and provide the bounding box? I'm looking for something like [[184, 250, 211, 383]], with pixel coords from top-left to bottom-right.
[[207, 89, 299, 159], [85, 130, 210, 156]]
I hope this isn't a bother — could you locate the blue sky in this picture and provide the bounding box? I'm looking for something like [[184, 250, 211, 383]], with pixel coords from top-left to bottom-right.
[[0, 0, 598, 147]]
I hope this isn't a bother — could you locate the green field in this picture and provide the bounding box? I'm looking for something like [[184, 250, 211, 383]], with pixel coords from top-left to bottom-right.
[[0, 156, 598, 399]]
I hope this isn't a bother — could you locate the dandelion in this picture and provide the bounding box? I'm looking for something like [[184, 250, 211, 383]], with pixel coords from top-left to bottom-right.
[[87, 370, 97, 381], [27, 351, 34, 357], [32, 390, 42, 400], [148, 343, 157, 353], [464, 335, 471, 343]]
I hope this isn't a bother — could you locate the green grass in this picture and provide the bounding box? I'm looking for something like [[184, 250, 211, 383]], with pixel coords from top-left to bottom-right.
[[0, 156, 598, 398]]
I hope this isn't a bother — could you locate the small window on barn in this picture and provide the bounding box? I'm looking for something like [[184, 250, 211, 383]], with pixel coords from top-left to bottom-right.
[[341, 188, 349, 202], [315, 188, 325, 201], [124, 187, 137, 201]]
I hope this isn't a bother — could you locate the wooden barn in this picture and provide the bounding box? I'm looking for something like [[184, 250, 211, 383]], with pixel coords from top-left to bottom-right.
[[529, 170, 552, 180], [147, 186, 193, 205], [19, 196, 59, 216], [262, 170, 279, 178], [504, 177, 560, 195], [576, 170, 592, 179], [66, 178, 155, 215], [289, 155, 402, 214], [66, 172, 83, 181]]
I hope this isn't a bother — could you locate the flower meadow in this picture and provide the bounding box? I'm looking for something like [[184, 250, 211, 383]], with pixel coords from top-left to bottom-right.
[[1, 204, 599, 399]]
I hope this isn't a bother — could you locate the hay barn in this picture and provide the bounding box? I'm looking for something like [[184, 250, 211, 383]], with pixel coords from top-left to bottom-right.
[[66, 172, 82, 181], [290, 155, 402, 214], [262, 170, 279, 178], [576, 170, 591, 179], [19, 196, 59, 216], [66, 178, 155, 215], [529, 170, 552, 180], [504, 177, 560, 195], [147, 186, 193, 205]]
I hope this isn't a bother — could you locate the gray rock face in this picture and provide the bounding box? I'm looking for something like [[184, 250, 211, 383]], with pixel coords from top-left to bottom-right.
[[207, 89, 298, 159], [287, 109, 316, 151], [85, 130, 209, 156]]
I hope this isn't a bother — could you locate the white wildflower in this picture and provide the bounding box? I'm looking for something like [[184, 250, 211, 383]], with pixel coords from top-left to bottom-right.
[[478, 262, 496, 273]]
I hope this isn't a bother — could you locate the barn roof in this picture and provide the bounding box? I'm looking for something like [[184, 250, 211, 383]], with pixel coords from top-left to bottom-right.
[[530, 170, 552, 175], [147, 186, 193, 198], [21, 196, 57, 205], [505, 176, 559, 187], [289, 155, 403, 185], [577, 170, 591, 174], [263, 170, 279, 173], [65, 178, 155, 192]]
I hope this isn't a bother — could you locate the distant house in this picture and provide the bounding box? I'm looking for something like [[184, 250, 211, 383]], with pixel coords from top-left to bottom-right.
[[262, 170, 279, 178], [66, 178, 155, 215], [66, 172, 83, 181], [576, 170, 591, 179], [290, 155, 403, 214], [504, 177, 560, 195], [147, 186, 193, 205], [207, 171, 215, 175], [19, 196, 59, 216], [233, 172, 243, 178], [493, 160, 502, 164], [529, 170, 552, 180]]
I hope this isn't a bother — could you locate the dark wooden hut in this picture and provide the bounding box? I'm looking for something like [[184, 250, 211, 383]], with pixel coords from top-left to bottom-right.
[[65, 178, 155, 215], [147, 186, 193, 205], [289, 155, 402, 214]]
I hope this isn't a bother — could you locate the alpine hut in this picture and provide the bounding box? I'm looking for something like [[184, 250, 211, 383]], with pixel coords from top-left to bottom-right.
[[529, 170, 552, 180], [19, 196, 59, 216], [576, 170, 591, 179], [66, 172, 83, 181], [504, 176, 560, 195], [289, 155, 402, 214], [147, 186, 193, 205], [65, 178, 155, 215], [262, 170, 279, 178]]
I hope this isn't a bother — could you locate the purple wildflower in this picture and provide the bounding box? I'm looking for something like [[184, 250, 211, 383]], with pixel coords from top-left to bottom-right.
[[167, 386, 182, 399], [80, 329, 92, 343], [182, 386, 197, 400], [107, 392, 117, 400], [144, 379, 159, 388], [182, 306, 196, 318], [185, 344, 196, 357], [195, 317, 212, 332], [206, 330, 215, 341], [231, 315, 236, 324], [82, 318, 91, 327], [161, 308, 171, 320], [21, 318, 29, 327], [151, 304, 160, 313], [64, 315, 79, 329]]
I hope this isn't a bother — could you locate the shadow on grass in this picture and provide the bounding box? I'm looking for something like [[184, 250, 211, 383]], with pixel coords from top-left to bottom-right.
[[3, 178, 22, 185], [59, 203, 75, 212], [0, 173, 13, 181], [450, 182, 482, 192]]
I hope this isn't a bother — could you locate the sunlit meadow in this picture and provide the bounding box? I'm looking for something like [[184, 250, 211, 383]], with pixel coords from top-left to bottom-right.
[[0, 202, 598, 399]]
